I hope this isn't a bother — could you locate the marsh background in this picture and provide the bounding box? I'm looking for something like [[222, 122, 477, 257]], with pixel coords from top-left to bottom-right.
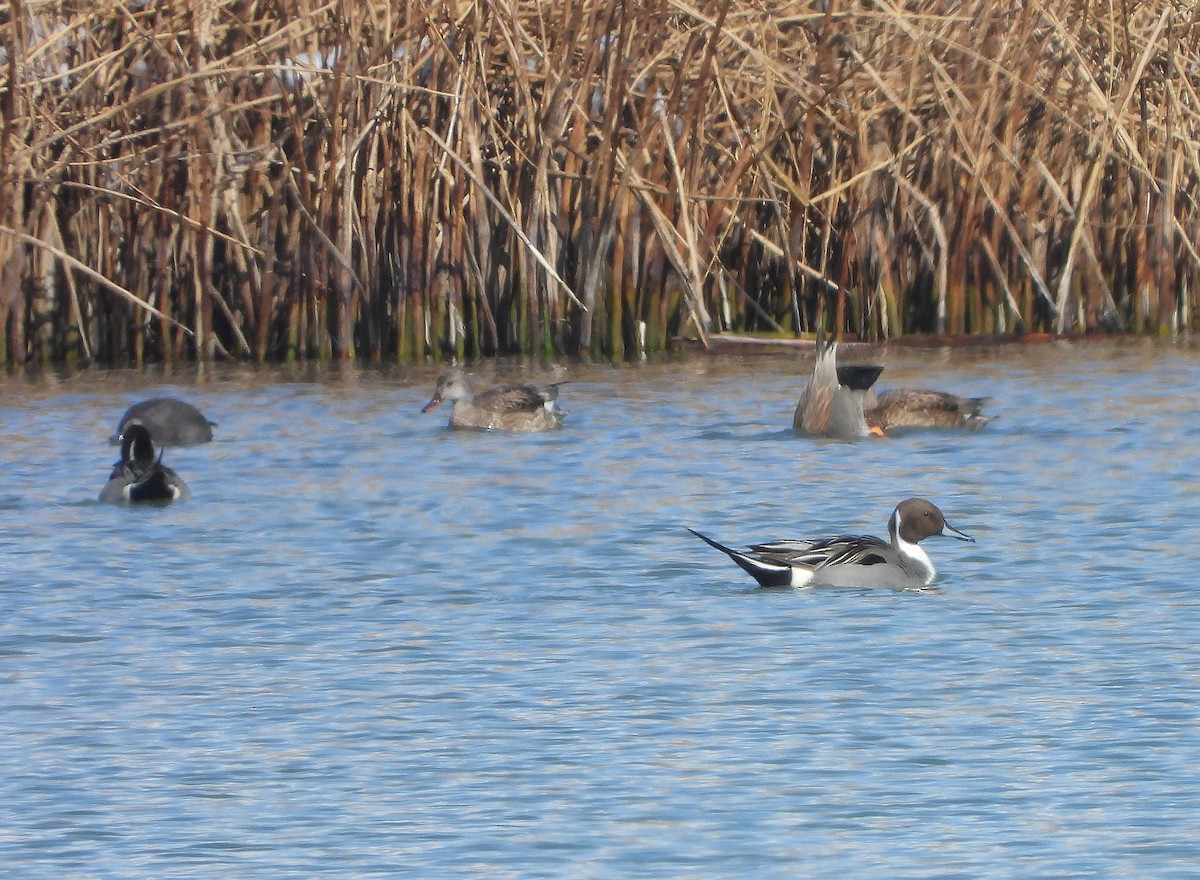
[[2, 1, 1199, 365]]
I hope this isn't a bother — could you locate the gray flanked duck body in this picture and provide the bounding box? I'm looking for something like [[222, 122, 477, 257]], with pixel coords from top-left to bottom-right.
[[689, 498, 973, 589], [422, 369, 565, 432], [111, 397, 214, 446], [100, 423, 191, 505]]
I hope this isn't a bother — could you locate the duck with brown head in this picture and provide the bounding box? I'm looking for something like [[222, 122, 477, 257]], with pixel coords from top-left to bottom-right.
[[689, 498, 974, 590]]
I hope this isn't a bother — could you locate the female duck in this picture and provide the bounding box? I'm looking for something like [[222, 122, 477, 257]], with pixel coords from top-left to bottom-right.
[[864, 388, 991, 432], [100, 423, 191, 504], [421, 369, 565, 432]]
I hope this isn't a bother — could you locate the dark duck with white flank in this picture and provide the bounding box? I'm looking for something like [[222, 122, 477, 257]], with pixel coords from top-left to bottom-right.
[[99, 423, 191, 505]]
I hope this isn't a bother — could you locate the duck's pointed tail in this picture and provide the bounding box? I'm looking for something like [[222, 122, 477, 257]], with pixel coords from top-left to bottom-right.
[[687, 528, 794, 588]]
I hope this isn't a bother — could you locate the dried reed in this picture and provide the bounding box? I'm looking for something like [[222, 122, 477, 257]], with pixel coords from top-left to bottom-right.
[[1, 0, 1197, 364]]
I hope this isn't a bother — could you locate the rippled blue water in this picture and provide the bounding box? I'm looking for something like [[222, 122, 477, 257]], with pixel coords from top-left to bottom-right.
[[2, 341, 1199, 878]]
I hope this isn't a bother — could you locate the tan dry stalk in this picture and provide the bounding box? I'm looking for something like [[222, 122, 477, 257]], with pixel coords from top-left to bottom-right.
[[1, 0, 1197, 362]]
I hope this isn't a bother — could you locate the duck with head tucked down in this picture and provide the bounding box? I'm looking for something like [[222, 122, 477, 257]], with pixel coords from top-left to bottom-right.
[[864, 387, 991, 433], [421, 368, 566, 432], [794, 341, 991, 435], [111, 396, 214, 447], [792, 340, 885, 439]]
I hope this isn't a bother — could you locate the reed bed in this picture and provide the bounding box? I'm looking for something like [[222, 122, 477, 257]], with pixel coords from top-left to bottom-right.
[[1, 0, 1198, 364]]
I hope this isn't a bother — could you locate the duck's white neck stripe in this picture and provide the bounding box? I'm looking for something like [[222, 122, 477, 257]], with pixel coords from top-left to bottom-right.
[[892, 509, 936, 585], [896, 534, 935, 583]]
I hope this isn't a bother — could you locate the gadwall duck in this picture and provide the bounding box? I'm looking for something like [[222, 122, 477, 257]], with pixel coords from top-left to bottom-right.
[[111, 397, 214, 446], [689, 498, 973, 589], [99, 423, 191, 504], [864, 388, 991, 432], [792, 340, 885, 439], [421, 369, 565, 432]]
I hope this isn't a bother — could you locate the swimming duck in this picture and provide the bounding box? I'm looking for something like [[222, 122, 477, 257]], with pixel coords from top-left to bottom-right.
[[421, 369, 566, 432], [689, 498, 973, 589], [864, 388, 991, 432], [792, 340, 885, 439], [111, 397, 214, 446], [99, 423, 192, 504]]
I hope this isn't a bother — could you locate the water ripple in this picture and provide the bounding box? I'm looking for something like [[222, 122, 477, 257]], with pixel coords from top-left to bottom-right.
[[1, 345, 1199, 877]]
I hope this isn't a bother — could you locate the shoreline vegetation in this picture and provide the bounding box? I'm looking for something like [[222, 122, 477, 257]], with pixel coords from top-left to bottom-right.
[[1, 1, 1198, 366]]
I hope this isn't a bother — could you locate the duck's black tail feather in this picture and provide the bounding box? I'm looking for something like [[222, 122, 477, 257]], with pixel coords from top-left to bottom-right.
[[687, 528, 794, 588]]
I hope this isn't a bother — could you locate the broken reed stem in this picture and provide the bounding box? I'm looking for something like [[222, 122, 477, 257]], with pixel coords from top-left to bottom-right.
[[1, 0, 1198, 365]]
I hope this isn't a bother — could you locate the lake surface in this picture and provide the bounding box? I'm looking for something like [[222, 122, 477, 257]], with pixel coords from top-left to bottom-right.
[[2, 340, 1199, 878]]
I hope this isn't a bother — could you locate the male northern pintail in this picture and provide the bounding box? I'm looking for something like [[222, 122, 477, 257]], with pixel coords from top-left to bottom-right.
[[421, 368, 566, 432], [689, 498, 973, 589], [794, 342, 990, 435], [111, 397, 214, 446], [99, 423, 192, 504], [792, 340, 885, 439]]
